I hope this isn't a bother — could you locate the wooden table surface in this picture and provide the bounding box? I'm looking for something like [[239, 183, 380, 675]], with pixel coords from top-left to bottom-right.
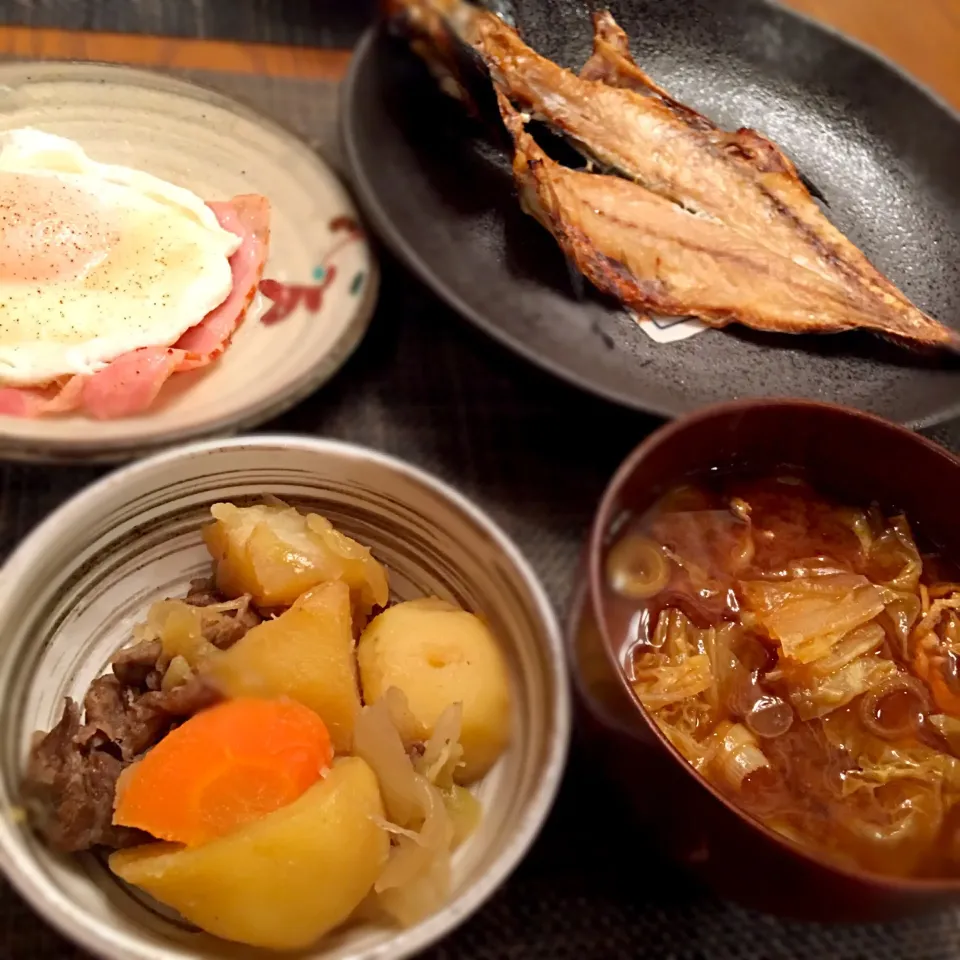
[[0, 0, 955, 108]]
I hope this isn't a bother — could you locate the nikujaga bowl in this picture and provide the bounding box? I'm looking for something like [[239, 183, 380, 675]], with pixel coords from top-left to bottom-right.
[[0, 436, 570, 959], [568, 399, 960, 922]]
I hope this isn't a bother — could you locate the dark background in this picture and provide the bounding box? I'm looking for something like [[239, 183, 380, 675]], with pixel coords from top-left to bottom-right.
[[0, 0, 378, 46]]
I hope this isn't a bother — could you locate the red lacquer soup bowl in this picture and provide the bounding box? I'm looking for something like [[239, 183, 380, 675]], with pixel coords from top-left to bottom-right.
[[568, 399, 960, 922]]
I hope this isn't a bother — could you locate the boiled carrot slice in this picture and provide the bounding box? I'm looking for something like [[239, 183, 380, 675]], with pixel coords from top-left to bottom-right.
[[114, 698, 332, 846]]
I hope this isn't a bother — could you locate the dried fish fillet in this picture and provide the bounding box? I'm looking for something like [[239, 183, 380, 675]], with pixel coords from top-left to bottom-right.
[[579, 12, 917, 316], [497, 96, 939, 342], [387, 0, 958, 349]]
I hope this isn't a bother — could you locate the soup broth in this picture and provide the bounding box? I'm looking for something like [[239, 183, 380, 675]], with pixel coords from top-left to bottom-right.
[[604, 474, 960, 878]]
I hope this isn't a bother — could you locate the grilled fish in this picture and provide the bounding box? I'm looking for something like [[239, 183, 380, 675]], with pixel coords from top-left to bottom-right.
[[387, 0, 958, 349], [497, 96, 944, 341], [578, 12, 917, 315]]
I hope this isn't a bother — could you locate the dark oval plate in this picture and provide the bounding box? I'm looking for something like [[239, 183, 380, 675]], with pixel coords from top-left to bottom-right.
[[341, 0, 960, 427]]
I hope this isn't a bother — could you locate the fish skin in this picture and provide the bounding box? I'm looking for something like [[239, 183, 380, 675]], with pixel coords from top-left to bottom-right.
[[497, 94, 952, 344]]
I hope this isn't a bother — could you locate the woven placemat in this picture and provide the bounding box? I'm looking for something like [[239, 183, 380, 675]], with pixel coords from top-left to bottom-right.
[[2, 67, 960, 960], [0, 0, 373, 47]]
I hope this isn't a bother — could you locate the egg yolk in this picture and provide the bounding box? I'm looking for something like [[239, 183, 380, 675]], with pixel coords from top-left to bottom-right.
[[0, 171, 115, 284]]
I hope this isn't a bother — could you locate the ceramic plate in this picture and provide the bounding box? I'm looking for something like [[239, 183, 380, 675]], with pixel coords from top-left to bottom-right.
[[341, 0, 960, 426], [0, 62, 378, 463]]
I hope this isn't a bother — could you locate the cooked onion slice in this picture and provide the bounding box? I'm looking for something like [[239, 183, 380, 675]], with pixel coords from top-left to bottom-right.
[[633, 653, 712, 710], [859, 674, 932, 741], [745, 694, 794, 739], [930, 714, 960, 753], [877, 588, 922, 661], [838, 508, 875, 556], [807, 622, 885, 678], [915, 596, 960, 641], [353, 689, 476, 927], [741, 575, 885, 664], [789, 655, 899, 720], [606, 535, 670, 599], [869, 516, 922, 592]]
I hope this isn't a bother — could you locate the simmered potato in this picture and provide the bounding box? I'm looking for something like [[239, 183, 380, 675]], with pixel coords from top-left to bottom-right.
[[357, 599, 511, 783], [110, 757, 388, 951], [203, 502, 389, 614], [207, 580, 361, 751]]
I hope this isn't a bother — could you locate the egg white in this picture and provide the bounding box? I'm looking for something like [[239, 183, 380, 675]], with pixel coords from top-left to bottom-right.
[[0, 129, 242, 387]]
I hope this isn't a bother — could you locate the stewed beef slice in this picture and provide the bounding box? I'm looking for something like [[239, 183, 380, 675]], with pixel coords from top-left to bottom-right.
[[22, 580, 255, 854], [111, 640, 162, 689], [23, 675, 221, 853], [21, 700, 144, 853], [184, 578, 262, 648]]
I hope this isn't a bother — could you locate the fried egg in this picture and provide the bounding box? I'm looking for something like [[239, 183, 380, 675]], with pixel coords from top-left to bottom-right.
[[0, 128, 241, 386]]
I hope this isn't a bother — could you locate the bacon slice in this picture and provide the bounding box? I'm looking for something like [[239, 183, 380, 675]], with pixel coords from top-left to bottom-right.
[[0, 376, 85, 418], [175, 195, 271, 369], [0, 193, 270, 420], [79, 347, 186, 421]]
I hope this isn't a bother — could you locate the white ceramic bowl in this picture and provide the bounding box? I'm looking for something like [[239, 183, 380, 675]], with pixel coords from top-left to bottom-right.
[[0, 436, 570, 959]]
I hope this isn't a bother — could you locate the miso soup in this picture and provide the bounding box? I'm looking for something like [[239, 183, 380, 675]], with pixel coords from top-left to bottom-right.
[[604, 474, 960, 878]]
